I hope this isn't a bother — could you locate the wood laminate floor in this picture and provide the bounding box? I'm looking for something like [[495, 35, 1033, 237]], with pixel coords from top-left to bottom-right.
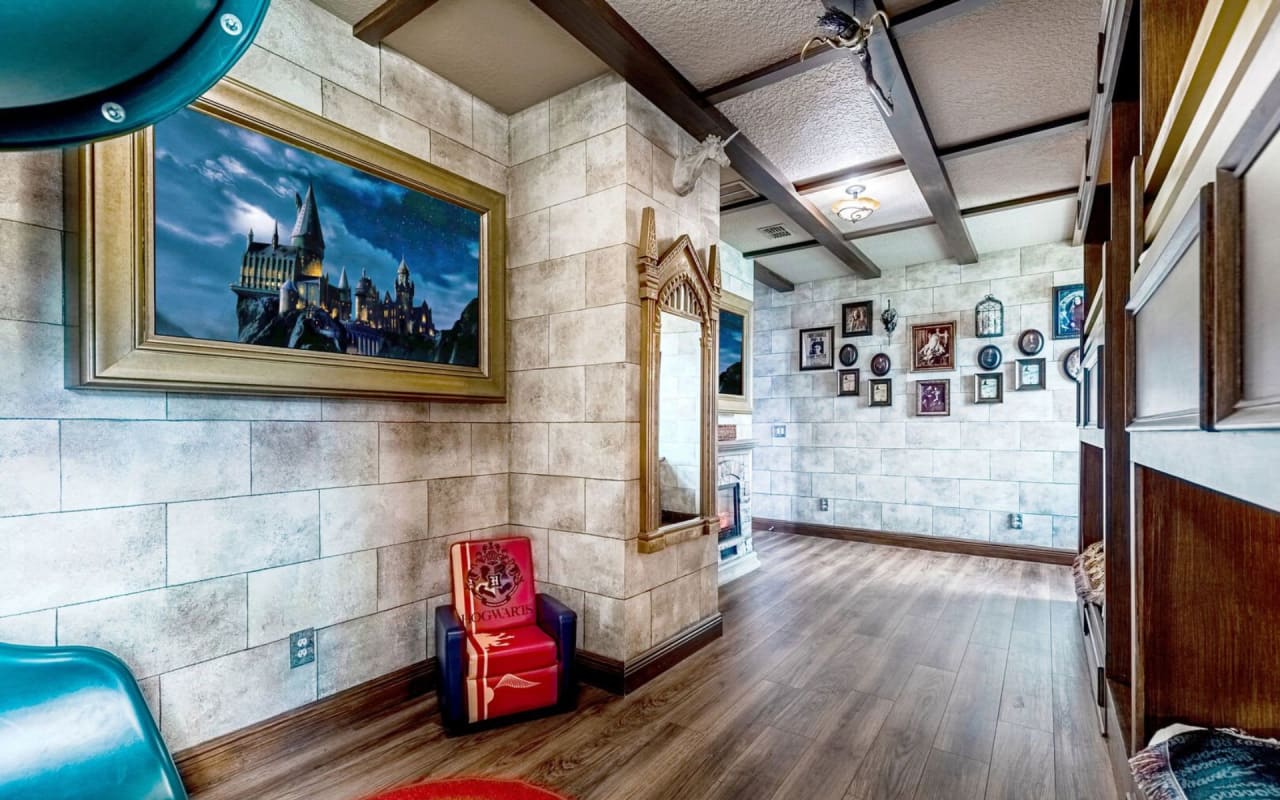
[[191, 532, 1117, 800]]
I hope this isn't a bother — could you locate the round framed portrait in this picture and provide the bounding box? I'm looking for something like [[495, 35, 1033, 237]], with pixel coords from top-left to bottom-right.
[[1063, 346, 1082, 382], [870, 353, 891, 376], [977, 344, 1003, 371], [1018, 329, 1045, 356], [839, 343, 858, 367]]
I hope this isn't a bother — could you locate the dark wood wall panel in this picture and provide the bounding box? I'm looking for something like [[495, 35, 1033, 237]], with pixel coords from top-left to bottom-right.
[[1140, 0, 1211, 159], [1135, 466, 1280, 740], [1080, 443, 1105, 550]]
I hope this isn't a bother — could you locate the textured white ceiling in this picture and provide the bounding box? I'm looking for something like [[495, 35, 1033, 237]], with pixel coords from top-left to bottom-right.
[[946, 127, 1086, 209], [720, 202, 815, 254], [898, 0, 1101, 147], [604, 0, 826, 90], [852, 225, 950, 270], [805, 168, 931, 233], [966, 195, 1076, 252], [719, 58, 900, 181], [310, 0, 382, 24]]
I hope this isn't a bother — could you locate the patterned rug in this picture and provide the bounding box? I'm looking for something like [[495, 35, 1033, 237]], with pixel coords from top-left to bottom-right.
[[363, 778, 569, 800]]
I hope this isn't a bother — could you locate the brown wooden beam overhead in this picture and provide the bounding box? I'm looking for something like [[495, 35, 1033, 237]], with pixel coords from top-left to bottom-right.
[[528, 0, 880, 278], [793, 112, 1090, 195], [741, 239, 821, 260], [839, 0, 979, 263], [754, 263, 796, 293], [353, 0, 439, 45], [842, 186, 1078, 240], [701, 0, 997, 105]]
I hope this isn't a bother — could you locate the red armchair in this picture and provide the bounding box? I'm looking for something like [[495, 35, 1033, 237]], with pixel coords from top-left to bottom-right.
[[435, 537, 576, 732]]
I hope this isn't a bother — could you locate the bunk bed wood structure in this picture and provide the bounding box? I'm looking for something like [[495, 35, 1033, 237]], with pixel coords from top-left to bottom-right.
[[1074, 1, 1280, 795]]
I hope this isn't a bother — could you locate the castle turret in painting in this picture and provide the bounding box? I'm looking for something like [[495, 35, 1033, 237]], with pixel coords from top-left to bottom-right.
[[230, 183, 436, 357]]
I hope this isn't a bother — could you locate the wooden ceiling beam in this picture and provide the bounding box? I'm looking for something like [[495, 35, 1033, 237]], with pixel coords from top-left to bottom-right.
[[353, 0, 440, 45], [754, 264, 797, 293], [528, 0, 880, 278], [792, 112, 1089, 195], [839, 0, 978, 263], [701, 0, 996, 105]]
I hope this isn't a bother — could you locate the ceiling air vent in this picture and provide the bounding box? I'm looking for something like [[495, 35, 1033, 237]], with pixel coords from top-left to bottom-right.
[[756, 223, 793, 240], [720, 179, 760, 206]]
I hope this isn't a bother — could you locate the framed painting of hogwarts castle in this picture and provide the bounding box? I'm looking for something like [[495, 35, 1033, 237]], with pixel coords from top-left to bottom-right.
[[66, 78, 506, 400]]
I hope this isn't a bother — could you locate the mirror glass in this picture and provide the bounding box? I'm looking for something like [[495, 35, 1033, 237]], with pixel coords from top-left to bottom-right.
[[658, 310, 703, 527]]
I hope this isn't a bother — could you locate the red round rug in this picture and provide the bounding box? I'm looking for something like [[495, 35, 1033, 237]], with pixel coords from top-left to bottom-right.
[[364, 778, 569, 800]]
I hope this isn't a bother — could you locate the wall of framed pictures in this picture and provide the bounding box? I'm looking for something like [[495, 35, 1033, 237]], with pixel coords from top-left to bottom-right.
[[751, 241, 1084, 550]]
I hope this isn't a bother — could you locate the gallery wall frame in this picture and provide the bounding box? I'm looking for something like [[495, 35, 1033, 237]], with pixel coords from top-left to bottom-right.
[[869, 378, 892, 407], [65, 78, 507, 400], [717, 291, 752, 415], [1211, 68, 1280, 430], [910, 321, 956, 372]]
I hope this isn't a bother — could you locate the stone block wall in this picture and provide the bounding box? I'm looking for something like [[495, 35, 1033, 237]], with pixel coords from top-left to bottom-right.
[[751, 243, 1082, 550], [505, 74, 720, 661], [0, 0, 515, 752]]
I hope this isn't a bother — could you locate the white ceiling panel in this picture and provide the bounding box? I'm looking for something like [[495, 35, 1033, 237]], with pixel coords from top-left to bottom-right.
[[720, 202, 815, 254], [605, 0, 826, 90], [805, 168, 931, 234], [311, 0, 382, 24], [897, 0, 1101, 147], [946, 127, 1086, 209], [851, 225, 950, 270], [965, 196, 1076, 253], [757, 246, 854, 284], [719, 58, 900, 181]]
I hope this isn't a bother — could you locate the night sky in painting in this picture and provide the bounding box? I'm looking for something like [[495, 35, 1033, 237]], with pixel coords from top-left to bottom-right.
[[152, 107, 480, 343], [719, 310, 744, 395]]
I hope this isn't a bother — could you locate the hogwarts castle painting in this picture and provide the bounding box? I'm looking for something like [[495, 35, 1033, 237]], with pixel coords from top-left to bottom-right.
[[152, 107, 482, 367]]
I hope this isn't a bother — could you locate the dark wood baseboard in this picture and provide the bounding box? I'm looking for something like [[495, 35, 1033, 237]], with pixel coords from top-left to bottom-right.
[[174, 658, 436, 795], [755, 518, 1075, 566], [576, 613, 724, 695]]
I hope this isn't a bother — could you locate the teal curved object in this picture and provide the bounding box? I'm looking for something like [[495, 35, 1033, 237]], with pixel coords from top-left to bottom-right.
[[0, 642, 187, 800], [0, 0, 270, 150]]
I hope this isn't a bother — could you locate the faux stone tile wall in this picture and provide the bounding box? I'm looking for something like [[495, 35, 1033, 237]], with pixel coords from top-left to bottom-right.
[[751, 243, 1082, 550], [0, 0, 512, 752], [506, 75, 721, 662]]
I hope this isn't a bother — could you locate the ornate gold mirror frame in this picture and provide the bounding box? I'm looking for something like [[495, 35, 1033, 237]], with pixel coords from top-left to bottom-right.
[[637, 207, 721, 553]]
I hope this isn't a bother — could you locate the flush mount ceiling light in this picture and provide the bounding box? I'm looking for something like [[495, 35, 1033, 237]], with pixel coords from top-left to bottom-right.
[[831, 185, 880, 223]]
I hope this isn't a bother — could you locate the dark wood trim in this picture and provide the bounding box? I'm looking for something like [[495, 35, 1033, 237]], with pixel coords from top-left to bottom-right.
[[576, 614, 725, 695], [701, 0, 996, 105], [174, 659, 436, 795], [843, 187, 1078, 240], [1076, 0, 1137, 239], [754, 263, 795, 293], [742, 240, 820, 260], [529, 0, 879, 277], [840, 0, 978, 263], [795, 114, 1088, 196], [721, 196, 771, 213], [754, 518, 1075, 566], [352, 0, 439, 45]]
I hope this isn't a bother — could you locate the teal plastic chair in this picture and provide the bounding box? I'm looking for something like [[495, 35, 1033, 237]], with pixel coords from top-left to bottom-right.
[[0, 643, 187, 800]]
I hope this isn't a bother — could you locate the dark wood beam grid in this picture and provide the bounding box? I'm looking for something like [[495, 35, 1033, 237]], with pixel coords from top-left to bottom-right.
[[353, 0, 439, 45], [528, 0, 881, 278]]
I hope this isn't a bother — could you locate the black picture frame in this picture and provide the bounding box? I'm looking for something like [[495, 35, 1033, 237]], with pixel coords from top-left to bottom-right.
[[975, 294, 1004, 338], [916, 379, 951, 416], [837, 369, 861, 397], [842, 300, 874, 337], [974, 372, 1004, 404], [977, 344, 1003, 371], [1018, 329, 1045, 356], [838, 343, 858, 367], [869, 378, 892, 407], [1063, 346, 1082, 382], [1015, 357, 1047, 391], [798, 327, 835, 371], [870, 352, 891, 376]]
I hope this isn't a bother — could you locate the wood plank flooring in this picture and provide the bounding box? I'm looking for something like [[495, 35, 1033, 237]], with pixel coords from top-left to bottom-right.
[[190, 532, 1117, 800]]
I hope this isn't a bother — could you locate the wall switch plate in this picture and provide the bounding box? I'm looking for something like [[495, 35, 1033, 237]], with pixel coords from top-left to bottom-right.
[[1008, 513, 1023, 530], [290, 628, 315, 669], [772, 425, 786, 438], [819, 498, 829, 512]]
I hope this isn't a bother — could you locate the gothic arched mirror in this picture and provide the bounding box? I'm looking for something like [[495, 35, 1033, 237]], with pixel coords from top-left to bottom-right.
[[636, 208, 721, 553]]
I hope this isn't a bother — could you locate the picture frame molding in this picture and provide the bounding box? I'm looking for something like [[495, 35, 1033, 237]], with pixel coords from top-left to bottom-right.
[[66, 78, 507, 400], [910, 321, 957, 372], [798, 326, 835, 371], [716, 291, 753, 415], [1053, 283, 1086, 339], [841, 300, 874, 338], [1014, 357, 1048, 391], [916, 379, 951, 416], [974, 372, 1004, 404], [837, 368, 861, 397], [869, 378, 893, 407]]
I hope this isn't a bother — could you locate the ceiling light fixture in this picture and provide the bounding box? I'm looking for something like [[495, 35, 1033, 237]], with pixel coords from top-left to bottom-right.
[[832, 185, 880, 223]]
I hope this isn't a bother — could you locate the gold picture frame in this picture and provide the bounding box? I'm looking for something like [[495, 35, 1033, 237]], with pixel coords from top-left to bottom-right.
[[65, 78, 506, 401], [716, 290, 752, 415]]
